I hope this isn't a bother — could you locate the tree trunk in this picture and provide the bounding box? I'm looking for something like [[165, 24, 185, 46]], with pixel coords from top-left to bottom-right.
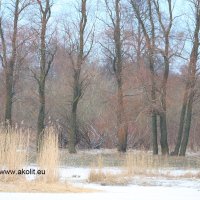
[[3, 0, 19, 126], [171, 87, 188, 156], [148, 0, 159, 155], [159, 61, 169, 155], [150, 59, 158, 155], [151, 75, 158, 155], [152, 112, 158, 155], [117, 78, 128, 152], [172, 0, 200, 156], [179, 89, 194, 156], [69, 72, 80, 154], [160, 113, 169, 155], [69, 109, 77, 154], [5, 66, 14, 125], [32, 0, 53, 152], [67, 0, 88, 154], [114, 0, 128, 152], [37, 82, 45, 151]]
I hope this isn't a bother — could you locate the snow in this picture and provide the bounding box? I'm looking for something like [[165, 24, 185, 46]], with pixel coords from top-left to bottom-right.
[[164, 169, 200, 176], [24, 165, 122, 182], [23, 165, 200, 187], [129, 176, 200, 189], [1, 165, 200, 200], [1, 186, 200, 200]]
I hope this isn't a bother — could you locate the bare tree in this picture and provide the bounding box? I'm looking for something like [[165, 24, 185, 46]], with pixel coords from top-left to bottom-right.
[[102, 0, 128, 152], [0, 0, 30, 125], [130, 0, 158, 154], [33, 0, 56, 150], [172, 0, 200, 156], [153, 0, 174, 155], [63, 0, 94, 153]]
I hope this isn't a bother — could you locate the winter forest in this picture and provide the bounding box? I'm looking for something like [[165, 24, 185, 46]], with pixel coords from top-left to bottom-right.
[[0, 0, 200, 199]]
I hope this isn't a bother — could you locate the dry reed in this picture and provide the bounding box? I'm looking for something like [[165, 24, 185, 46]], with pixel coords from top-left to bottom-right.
[[88, 155, 129, 185], [0, 125, 29, 182], [37, 126, 60, 183]]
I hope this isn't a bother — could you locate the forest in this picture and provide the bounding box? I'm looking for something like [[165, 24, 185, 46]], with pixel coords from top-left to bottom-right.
[[0, 0, 198, 155]]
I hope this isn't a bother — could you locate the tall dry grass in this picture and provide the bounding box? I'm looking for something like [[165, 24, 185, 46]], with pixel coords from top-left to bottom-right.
[[88, 151, 172, 185], [88, 155, 129, 185], [37, 126, 60, 183], [124, 151, 170, 176], [0, 125, 87, 192], [0, 125, 29, 182], [88, 155, 104, 182]]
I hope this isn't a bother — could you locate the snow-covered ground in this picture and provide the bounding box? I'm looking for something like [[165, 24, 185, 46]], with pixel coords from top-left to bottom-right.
[[1, 185, 200, 200], [1, 165, 200, 200]]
